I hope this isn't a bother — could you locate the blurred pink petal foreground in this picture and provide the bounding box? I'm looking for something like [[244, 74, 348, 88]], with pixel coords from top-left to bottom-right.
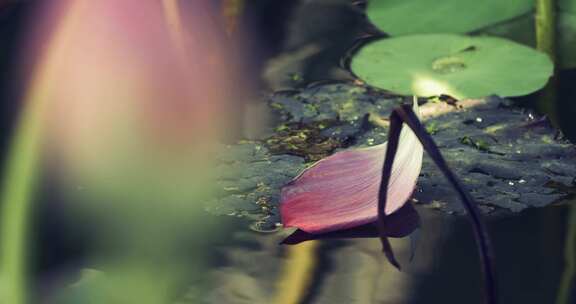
[[280, 100, 423, 234]]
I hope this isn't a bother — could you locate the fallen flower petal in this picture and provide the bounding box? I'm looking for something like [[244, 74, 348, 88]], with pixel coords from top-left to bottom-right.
[[280, 100, 422, 234]]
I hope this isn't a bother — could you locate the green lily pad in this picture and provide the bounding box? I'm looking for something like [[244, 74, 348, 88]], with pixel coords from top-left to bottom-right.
[[351, 34, 553, 99], [366, 0, 534, 35]]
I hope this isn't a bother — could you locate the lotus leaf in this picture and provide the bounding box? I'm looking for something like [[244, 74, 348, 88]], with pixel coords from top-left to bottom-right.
[[351, 34, 553, 99], [366, 0, 534, 35]]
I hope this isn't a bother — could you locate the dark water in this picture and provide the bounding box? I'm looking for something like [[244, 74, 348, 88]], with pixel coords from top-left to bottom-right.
[[205, 203, 572, 303]]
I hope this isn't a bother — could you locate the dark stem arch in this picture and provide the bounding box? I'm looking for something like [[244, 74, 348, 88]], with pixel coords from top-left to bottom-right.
[[377, 103, 498, 304]]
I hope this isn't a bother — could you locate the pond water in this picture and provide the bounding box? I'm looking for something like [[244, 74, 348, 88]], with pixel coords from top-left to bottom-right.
[[197, 204, 571, 303]]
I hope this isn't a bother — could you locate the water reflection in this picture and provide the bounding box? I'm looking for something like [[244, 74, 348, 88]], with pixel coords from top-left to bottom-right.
[[205, 204, 570, 303]]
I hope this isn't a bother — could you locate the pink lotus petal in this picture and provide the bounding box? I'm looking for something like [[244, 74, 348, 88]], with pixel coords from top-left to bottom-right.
[[280, 100, 423, 234]]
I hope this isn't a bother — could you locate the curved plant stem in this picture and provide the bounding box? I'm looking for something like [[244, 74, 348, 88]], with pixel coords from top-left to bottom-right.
[[273, 240, 319, 304], [0, 3, 81, 302], [535, 0, 556, 62], [535, 0, 558, 123], [378, 104, 498, 304], [377, 112, 403, 270], [0, 84, 45, 304], [556, 205, 576, 304]]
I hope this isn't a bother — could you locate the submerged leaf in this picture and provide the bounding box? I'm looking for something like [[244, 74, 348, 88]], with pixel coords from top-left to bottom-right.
[[280, 100, 422, 234], [351, 34, 553, 99]]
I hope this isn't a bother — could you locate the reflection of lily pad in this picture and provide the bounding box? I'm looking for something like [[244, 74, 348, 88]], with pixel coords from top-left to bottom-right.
[[351, 34, 553, 99], [476, 13, 535, 47], [560, 0, 576, 14], [479, 12, 576, 69], [559, 12, 576, 68], [366, 0, 533, 35]]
